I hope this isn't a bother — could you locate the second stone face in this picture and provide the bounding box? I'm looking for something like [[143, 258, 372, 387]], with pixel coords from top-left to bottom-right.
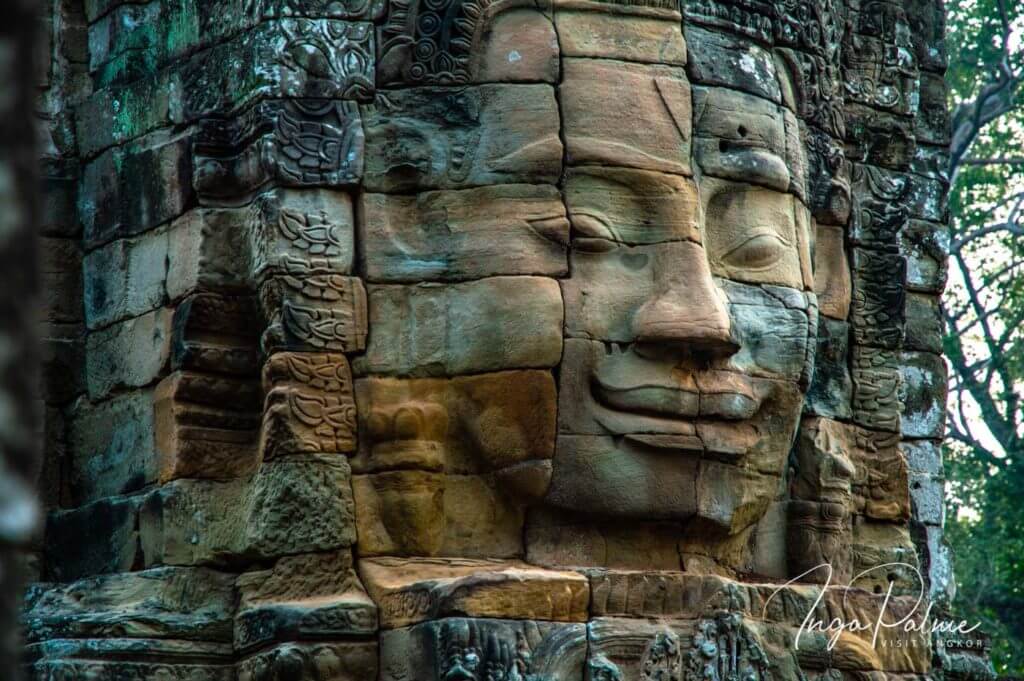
[[360, 185, 569, 282]]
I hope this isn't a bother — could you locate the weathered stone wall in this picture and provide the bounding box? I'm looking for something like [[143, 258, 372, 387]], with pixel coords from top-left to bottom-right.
[[22, 0, 993, 679]]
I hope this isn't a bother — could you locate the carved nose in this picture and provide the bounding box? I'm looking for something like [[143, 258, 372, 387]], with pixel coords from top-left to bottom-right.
[[632, 242, 737, 358]]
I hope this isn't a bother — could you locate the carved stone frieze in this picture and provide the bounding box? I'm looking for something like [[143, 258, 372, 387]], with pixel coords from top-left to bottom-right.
[[843, 1, 919, 117], [259, 274, 368, 354], [587, 613, 770, 681], [376, 0, 560, 86], [193, 100, 365, 205], [261, 352, 358, 458], [379, 617, 586, 681], [851, 345, 903, 433], [850, 247, 907, 349], [249, 188, 356, 283], [181, 19, 375, 119], [236, 641, 379, 681]]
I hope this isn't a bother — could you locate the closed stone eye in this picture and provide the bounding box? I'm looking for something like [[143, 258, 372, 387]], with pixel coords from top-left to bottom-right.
[[721, 233, 789, 269]]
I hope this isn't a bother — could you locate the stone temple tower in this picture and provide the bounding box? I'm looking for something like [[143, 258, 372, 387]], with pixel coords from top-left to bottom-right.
[[24, 0, 993, 679]]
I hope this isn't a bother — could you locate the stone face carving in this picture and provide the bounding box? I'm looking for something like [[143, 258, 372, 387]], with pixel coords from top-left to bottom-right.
[[30, 0, 975, 679]]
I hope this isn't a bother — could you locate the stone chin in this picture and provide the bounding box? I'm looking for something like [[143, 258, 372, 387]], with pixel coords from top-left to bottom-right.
[[547, 273, 814, 532]]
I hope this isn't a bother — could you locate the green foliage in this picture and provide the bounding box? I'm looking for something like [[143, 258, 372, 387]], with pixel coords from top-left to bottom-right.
[[946, 444, 1024, 677], [943, 1, 1024, 677]]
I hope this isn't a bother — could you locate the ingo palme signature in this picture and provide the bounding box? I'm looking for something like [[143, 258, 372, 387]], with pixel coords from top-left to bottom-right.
[[763, 563, 981, 651]]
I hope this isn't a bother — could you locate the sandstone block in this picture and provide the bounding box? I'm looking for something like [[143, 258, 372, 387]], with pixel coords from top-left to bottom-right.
[[473, 8, 561, 83], [556, 337, 804, 478], [379, 618, 586, 681], [89, 0, 385, 87], [25, 638, 235, 681], [155, 372, 261, 482], [81, 133, 195, 249], [78, 19, 375, 157], [360, 185, 569, 282], [259, 274, 368, 354], [39, 238, 83, 324], [141, 454, 356, 566], [170, 293, 261, 376], [923, 523, 955, 604], [442, 474, 526, 557], [901, 219, 949, 293], [805, 317, 853, 420], [261, 353, 357, 458], [554, 7, 685, 64], [23, 567, 234, 644], [83, 228, 168, 329], [561, 58, 691, 175], [377, 5, 558, 85], [353, 370, 556, 475], [525, 508, 685, 570], [693, 87, 793, 193], [546, 434, 698, 520], [850, 520, 920, 597], [910, 473, 944, 526], [363, 84, 562, 191], [588, 570, 764, 619], [85, 307, 172, 401], [194, 100, 365, 204], [251, 188, 356, 283], [849, 164, 909, 249], [901, 439, 943, 476], [45, 494, 142, 582], [40, 167, 79, 238], [852, 346, 902, 433], [904, 292, 943, 353], [814, 223, 852, 320], [76, 73, 176, 159], [356, 277, 563, 376], [352, 470, 445, 556], [917, 72, 951, 145], [908, 173, 948, 223], [359, 557, 589, 628], [702, 181, 810, 289], [40, 333, 85, 405], [563, 260, 811, 380], [588, 614, 773, 681], [235, 550, 377, 650], [68, 390, 157, 505], [899, 350, 947, 439], [851, 248, 907, 349], [353, 471, 526, 558], [684, 25, 781, 102], [564, 167, 699, 245], [165, 208, 252, 301], [695, 461, 780, 536]]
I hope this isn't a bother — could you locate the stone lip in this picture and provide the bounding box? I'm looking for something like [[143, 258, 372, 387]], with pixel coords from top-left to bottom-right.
[[359, 557, 590, 629]]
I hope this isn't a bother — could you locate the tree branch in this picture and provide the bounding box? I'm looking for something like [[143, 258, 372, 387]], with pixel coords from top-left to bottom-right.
[[949, 0, 1022, 180]]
